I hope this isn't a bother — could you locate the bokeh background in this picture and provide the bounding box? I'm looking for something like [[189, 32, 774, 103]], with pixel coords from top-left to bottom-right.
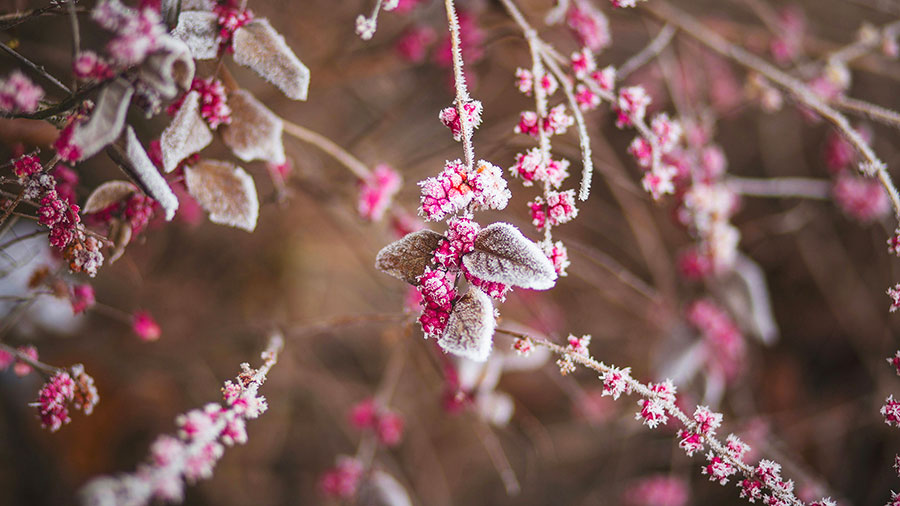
[[2, 0, 900, 504]]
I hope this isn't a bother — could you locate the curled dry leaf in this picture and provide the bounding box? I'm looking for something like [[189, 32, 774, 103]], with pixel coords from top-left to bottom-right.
[[232, 18, 310, 101], [161, 91, 213, 173], [220, 90, 285, 164], [82, 180, 137, 214], [359, 471, 413, 506], [184, 159, 259, 231], [138, 35, 196, 99], [71, 78, 134, 161], [109, 126, 179, 220], [171, 10, 219, 60], [107, 218, 133, 264], [462, 223, 557, 290], [375, 229, 444, 285], [438, 286, 496, 362]]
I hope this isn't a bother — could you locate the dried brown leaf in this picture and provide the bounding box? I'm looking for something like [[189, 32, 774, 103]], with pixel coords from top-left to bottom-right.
[[375, 229, 444, 285], [438, 287, 496, 362], [82, 180, 137, 214], [219, 90, 285, 164], [184, 159, 259, 231], [463, 223, 557, 290], [107, 219, 133, 264], [138, 35, 196, 99], [161, 91, 213, 173], [71, 78, 133, 160], [232, 19, 310, 101]]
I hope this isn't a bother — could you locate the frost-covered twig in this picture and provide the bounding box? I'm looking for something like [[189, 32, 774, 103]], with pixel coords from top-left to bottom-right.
[[79, 333, 284, 506], [618, 23, 676, 79], [445, 0, 476, 169], [727, 176, 833, 200], [281, 119, 371, 180]]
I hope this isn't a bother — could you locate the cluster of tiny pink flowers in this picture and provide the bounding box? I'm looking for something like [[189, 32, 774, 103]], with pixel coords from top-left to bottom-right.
[[439, 100, 482, 141], [635, 380, 676, 429], [509, 148, 570, 189], [564, 0, 611, 51], [679, 405, 723, 457], [543, 240, 570, 276], [679, 180, 740, 271], [348, 398, 405, 447], [0, 71, 44, 114], [627, 113, 682, 201], [566, 334, 592, 356], [70, 284, 96, 314], [686, 299, 745, 381], [0, 345, 38, 377], [213, 0, 254, 52], [882, 395, 900, 427], [889, 350, 900, 376], [600, 366, 633, 400], [888, 230, 900, 257], [615, 86, 650, 128], [132, 310, 161, 341], [514, 105, 575, 138], [833, 174, 890, 223], [34, 371, 76, 432], [702, 452, 738, 485], [417, 267, 456, 337], [13, 154, 42, 178], [434, 217, 479, 270], [513, 68, 558, 97], [82, 338, 279, 505], [319, 456, 364, 500], [358, 164, 402, 221], [418, 159, 509, 221], [54, 120, 84, 163], [395, 25, 436, 63], [168, 78, 232, 129], [512, 338, 534, 356], [531, 190, 579, 230], [92, 0, 165, 65], [743, 459, 796, 505], [570, 58, 614, 112], [73, 51, 114, 81], [888, 284, 900, 312]]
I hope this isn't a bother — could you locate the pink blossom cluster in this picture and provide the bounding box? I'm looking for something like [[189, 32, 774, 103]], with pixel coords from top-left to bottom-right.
[[543, 240, 570, 276], [92, 0, 165, 65], [32, 364, 98, 432], [54, 120, 84, 163], [509, 149, 570, 188], [213, 0, 254, 53], [0, 345, 38, 377], [623, 475, 689, 506], [13, 154, 42, 178], [439, 100, 482, 141], [348, 398, 405, 446], [686, 299, 745, 381], [395, 26, 436, 63], [73, 51, 115, 81], [677, 405, 723, 457], [168, 78, 232, 129], [358, 164, 402, 221], [833, 174, 889, 223], [417, 267, 457, 337], [132, 310, 161, 341], [81, 335, 282, 506], [514, 105, 575, 137], [883, 395, 900, 427], [434, 217, 479, 270], [635, 380, 677, 428], [740, 460, 796, 504], [70, 284, 96, 314], [679, 180, 741, 272], [0, 71, 44, 114], [418, 159, 510, 221], [319, 456, 364, 499], [529, 190, 579, 230], [565, 0, 611, 51], [513, 67, 558, 97]]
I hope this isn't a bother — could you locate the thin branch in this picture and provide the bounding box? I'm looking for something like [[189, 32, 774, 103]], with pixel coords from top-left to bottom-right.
[[0, 39, 71, 95], [281, 119, 371, 180], [444, 0, 476, 169], [831, 94, 900, 131], [727, 176, 833, 200], [618, 24, 677, 79]]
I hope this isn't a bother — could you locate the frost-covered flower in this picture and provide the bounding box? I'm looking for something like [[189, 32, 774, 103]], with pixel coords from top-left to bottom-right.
[[419, 160, 475, 221], [358, 164, 402, 221], [0, 71, 44, 114], [34, 371, 75, 432], [615, 86, 651, 128], [565, 0, 610, 51]]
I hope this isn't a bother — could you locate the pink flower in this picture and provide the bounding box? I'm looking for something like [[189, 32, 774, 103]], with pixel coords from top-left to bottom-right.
[[566, 334, 591, 355], [546, 190, 579, 226], [319, 457, 363, 499], [14, 345, 38, 377], [417, 267, 456, 336], [565, 0, 610, 51], [615, 86, 651, 128], [888, 350, 900, 376], [13, 155, 42, 178], [439, 101, 482, 141], [514, 110, 541, 137], [591, 65, 616, 92], [0, 71, 44, 114], [395, 25, 436, 63], [702, 452, 737, 485], [628, 137, 654, 168], [651, 113, 682, 153], [641, 163, 678, 200], [349, 398, 377, 429], [575, 84, 600, 111], [686, 299, 745, 380], [0, 349, 13, 370], [213, 3, 253, 53], [529, 197, 547, 230], [544, 240, 570, 276], [882, 395, 900, 427], [888, 284, 900, 312], [515, 68, 533, 95], [624, 475, 689, 506], [635, 380, 676, 428], [375, 412, 405, 446], [433, 217, 479, 270], [132, 311, 161, 341], [358, 164, 401, 221], [543, 104, 575, 136], [571, 48, 596, 79], [54, 122, 83, 163], [70, 284, 96, 315], [600, 366, 632, 400], [677, 247, 713, 281], [73, 51, 114, 81], [833, 175, 890, 223], [677, 429, 704, 456], [418, 160, 475, 221], [513, 338, 533, 356], [693, 405, 723, 435], [168, 78, 232, 129], [34, 371, 76, 432]]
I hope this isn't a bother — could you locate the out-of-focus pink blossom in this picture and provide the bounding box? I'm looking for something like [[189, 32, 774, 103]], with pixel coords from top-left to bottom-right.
[[395, 26, 436, 63], [623, 474, 690, 506], [833, 175, 890, 223], [0, 71, 44, 114], [132, 310, 161, 341], [358, 164, 402, 221], [14, 345, 38, 377]]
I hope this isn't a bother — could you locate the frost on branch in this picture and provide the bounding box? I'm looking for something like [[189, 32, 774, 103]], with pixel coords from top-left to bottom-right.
[[232, 19, 310, 101], [161, 91, 213, 173], [462, 223, 557, 290], [112, 127, 179, 220], [71, 78, 134, 161], [220, 90, 286, 164], [437, 287, 496, 362], [171, 10, 220, 60], [82, 180, 138, 214], [184, 160, 260, 231], [375, 229, 444, 285]]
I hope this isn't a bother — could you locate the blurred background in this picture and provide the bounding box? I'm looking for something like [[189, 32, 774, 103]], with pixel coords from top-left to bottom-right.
[[2, 0, 900, 504]]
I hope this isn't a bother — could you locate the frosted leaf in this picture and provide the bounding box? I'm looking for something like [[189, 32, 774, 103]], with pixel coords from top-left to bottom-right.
[[71, 78, 133, 160], [232, 19, 310, 101], [184, 159, 259, 231], [220, 90, 285, 164], [116, 126, 179, 220], [360, 471, 412, 506], [462, 223, 557, 290], [171, 10, 218, 60], [138, 35, 195, 99], [180, 0, 214, 11], [438, 287, 496, 362], [83, 180, 137, 214], [375, 229, 443, 285], [161, 91, 213, 173]]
